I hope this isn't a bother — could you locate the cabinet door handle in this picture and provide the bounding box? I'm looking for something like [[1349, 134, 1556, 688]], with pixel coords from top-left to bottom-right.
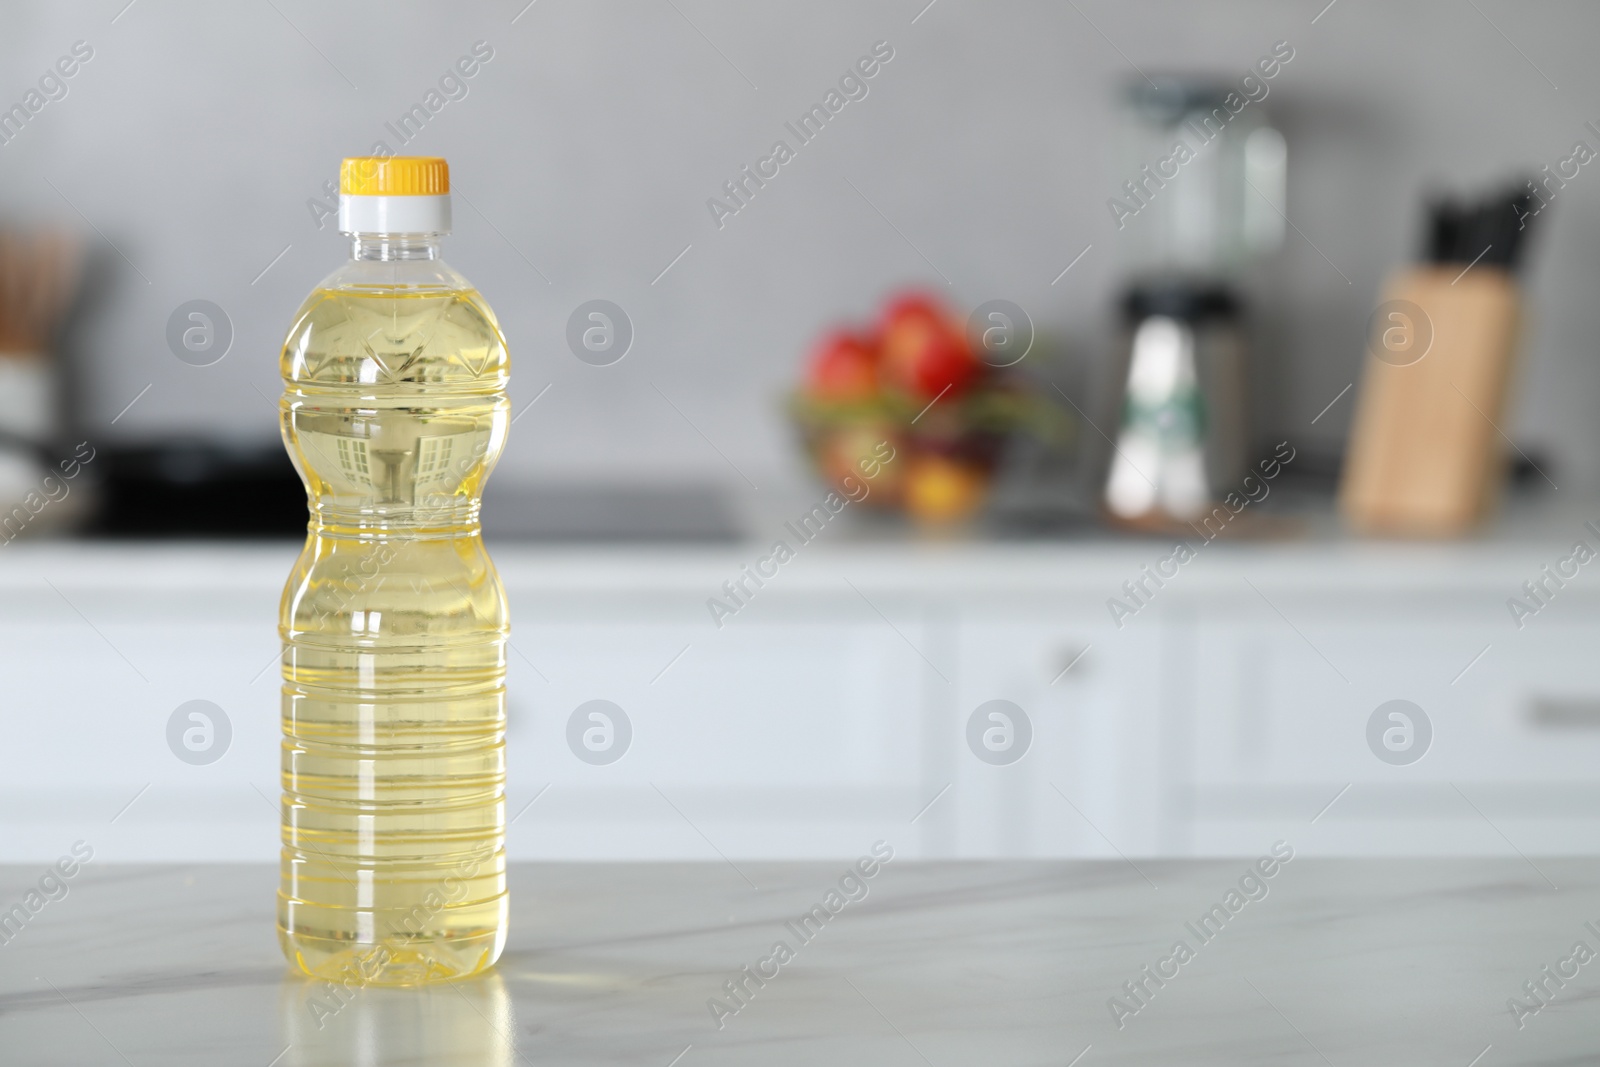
[[1528, 698, 1600, 729]]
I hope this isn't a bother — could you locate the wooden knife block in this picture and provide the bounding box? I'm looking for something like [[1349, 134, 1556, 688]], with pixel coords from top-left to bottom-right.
[[1339, 265, 1521, 536]]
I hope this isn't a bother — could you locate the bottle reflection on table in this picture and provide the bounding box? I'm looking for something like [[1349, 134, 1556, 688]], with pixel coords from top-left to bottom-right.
[[277, 969, 514, 1066]]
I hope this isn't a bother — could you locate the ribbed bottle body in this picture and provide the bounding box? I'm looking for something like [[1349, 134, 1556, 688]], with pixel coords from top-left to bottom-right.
[[277, 276, 510, 985]]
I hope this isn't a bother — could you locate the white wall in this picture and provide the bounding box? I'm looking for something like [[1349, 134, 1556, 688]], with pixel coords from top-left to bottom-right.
[[3, 1, 1600, 488]]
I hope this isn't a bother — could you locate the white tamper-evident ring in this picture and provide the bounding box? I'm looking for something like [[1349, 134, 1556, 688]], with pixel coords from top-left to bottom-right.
[[339, 194, 452, 235]]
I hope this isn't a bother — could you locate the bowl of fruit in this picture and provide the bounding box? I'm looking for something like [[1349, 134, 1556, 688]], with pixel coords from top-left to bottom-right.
[[791, 292, 1067, 526]]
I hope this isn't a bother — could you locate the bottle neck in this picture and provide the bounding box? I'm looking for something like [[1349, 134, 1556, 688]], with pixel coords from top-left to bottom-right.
[[349, 233, 442, 261]]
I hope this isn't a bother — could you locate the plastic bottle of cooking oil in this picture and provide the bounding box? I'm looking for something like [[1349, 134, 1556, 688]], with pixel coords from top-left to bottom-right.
[[276, 157, 510, 985]]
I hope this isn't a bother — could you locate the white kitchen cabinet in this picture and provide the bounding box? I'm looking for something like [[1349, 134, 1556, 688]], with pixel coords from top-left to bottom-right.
[[0, 567, 284, 863], [947, 612, 1164, 859], [3, 536, 1598, 861], [499, 600, 941, 859], [1181, 581, 1600, 856]]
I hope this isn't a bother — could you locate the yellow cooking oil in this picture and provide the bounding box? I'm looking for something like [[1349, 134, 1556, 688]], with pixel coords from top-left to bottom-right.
[[275, 157, 510, 986]]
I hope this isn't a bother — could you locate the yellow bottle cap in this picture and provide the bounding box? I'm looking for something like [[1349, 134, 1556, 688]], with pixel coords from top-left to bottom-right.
[[340, 157, 450, 197]]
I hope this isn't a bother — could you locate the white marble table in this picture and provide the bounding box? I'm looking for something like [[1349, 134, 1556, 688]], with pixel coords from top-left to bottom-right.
[[0, 859, 1596, 1065]]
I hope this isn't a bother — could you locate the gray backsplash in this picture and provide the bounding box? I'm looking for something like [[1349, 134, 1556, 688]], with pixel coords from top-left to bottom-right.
[[3, 0, 1598, 490]]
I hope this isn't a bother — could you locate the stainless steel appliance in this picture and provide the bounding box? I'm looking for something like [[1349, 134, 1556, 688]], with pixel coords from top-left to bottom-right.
[[1104, 78, 1285, 525]]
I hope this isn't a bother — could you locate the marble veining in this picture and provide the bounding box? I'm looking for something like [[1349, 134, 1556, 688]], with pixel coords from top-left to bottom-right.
[[0, 859, 1596, 1065]]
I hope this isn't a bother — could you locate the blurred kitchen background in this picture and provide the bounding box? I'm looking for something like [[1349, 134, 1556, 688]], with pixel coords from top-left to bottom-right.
[[5, 0, 1600, 864]]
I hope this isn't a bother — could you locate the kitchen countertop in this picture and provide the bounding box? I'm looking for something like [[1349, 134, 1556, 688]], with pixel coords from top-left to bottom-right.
[[1, 859, 1595, 1064], [5, 523, 1600, 598], [0, 483, 1596, 603]]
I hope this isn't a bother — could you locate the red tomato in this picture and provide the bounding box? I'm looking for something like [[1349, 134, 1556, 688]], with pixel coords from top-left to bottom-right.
[[879, 293, 979, 400], [806, 330, 879, 400]]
